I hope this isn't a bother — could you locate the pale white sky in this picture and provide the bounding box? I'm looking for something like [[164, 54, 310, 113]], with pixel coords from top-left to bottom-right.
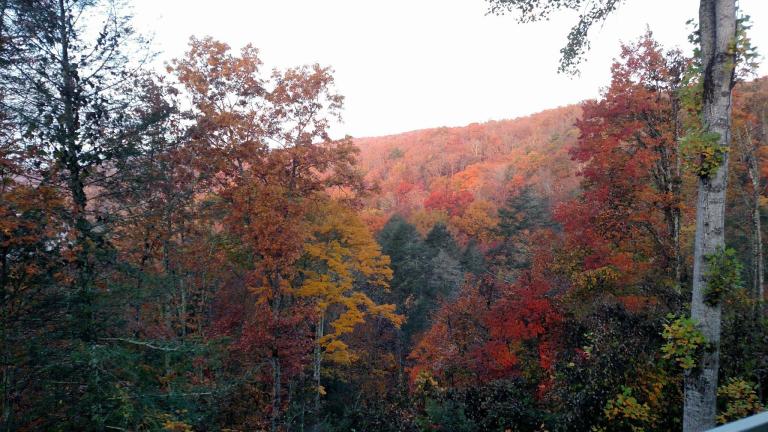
[[131, 0, 768, 138]]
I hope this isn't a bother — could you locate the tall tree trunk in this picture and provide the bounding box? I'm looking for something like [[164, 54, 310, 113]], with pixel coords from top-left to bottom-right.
[[271, 272, 283, 432], [312, 314, 324, 432], [58, 0, 94, 343], [738, 128, 764, 305], [745, 132, 765, 304], [271, 354, 282, 432], [684, 0, 736, 430], [672, 84, 685, 288]]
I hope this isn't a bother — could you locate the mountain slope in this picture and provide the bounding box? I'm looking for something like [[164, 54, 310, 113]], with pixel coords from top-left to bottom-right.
[[354, 105, 583, 234]]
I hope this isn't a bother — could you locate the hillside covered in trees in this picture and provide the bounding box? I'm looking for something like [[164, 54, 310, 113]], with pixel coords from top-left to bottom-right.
[[355, 105, 581, 234], [2, 0, 767, 431]]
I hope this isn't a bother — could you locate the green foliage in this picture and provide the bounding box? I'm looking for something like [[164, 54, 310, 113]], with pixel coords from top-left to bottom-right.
[[389, 147, 405, 160], [679, 14, 758, 180], [704, 247, 744, 306], [717, 378, 764, 425], [413, 376, 544, 432], [378, 217, 474, 346], [485, 0, 623, 75], [492, 186, 554, 273], [661, 314, 706, 370], [731, 15, 761, 80], [681, 129, 726, 178], [460, 239, 486, 275], [325, 400, 418, 432], [418, 398, 474, 432], [378, 216, 431, 339], [550, 305, 682, 432]]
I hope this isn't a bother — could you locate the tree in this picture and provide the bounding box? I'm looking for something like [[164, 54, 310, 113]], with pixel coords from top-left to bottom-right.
[[731, 77, 768, 306], [0, 144, 64, 430], [424, 189, 475, 217], [556, 33, 689, 306], [2, 0, 165, 328], [451, 199, 499, 243], [297, 199, 402, 422], [491, 185, 554, 277], [685, 2, 737, 429], [170, 36, 370, 431], [377, 216, 431, 346], [0, 1, 169, 428]]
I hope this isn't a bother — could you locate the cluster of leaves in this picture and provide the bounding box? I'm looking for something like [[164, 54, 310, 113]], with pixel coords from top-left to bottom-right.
[[716, 378, 764, 425], [704, 247, 744, 306], [661, 315, 707, 370], [485, 0, 624, 75], [600, 387, 656, 432], [682, 129, 727, 178]]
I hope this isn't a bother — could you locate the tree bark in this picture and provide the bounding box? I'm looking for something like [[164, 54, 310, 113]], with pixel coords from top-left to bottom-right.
[[738, 128, 764, 305], [271, 355, 282, 432], [684, 0, 736, 430], [271, 272, 283, 432]]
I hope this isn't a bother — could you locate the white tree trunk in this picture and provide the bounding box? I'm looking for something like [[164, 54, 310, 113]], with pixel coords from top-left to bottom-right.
[[684, 0, 736, 430], [747, 135, 765, 304]]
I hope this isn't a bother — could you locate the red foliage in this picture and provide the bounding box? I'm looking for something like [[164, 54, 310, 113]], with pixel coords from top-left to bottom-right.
[[479, 266, 561, 380], [555, 32, 686, 290], [424, 189, 475, 217]]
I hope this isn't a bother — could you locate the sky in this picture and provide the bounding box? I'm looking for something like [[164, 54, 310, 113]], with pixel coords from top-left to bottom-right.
[[131, 0, 768, 138]]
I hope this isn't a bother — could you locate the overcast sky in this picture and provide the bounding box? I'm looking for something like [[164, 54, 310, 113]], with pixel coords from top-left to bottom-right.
[[131, 0, 768, 138]]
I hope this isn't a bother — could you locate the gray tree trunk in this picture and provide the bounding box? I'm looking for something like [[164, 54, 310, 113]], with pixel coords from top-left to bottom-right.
[[747, 136, 765, 304], [684, 0, 737, 430]]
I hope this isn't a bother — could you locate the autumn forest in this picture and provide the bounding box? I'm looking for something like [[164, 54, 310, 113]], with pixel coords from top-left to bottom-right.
[[1, 0, 767, 431]]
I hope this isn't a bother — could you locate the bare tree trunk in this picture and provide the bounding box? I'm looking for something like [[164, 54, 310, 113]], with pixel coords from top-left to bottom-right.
[[312, 314, 324, 432], [271, 355, 282, 432], [684, 0, 736, 430], [738, 128, 764, 305], [314, 316, 324, 410], [271, 272, 283, 432], [752, 186, 764, 303]]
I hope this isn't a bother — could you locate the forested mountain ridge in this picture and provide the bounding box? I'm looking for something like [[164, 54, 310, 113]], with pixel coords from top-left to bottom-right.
[[354, 105, 582, 236]]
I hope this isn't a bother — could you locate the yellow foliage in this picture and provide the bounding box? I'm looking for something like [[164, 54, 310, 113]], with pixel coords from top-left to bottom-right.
[[162, 418, 193, 432], [298, 199, 403, 365], [572, 266, 620, 291], [717, 378, 764, 424], [451, 199, 499, 241], [603, 386, 656, 432], [410, 208, 449, 237]]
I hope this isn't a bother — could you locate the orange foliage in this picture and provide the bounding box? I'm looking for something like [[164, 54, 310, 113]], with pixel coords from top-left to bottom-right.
[[354, 106, 582, 237]]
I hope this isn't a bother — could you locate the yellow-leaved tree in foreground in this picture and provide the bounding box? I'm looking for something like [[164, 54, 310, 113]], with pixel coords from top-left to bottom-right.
[[297, 198, 404, 414]]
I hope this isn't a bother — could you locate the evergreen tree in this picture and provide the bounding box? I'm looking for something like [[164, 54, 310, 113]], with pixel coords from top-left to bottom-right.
[[492, 186, 555, 273], [378, 216, 430, 342]]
